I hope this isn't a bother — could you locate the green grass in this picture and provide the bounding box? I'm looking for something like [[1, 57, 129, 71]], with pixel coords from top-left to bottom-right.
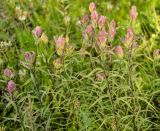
[[0, 0, 160, 130]]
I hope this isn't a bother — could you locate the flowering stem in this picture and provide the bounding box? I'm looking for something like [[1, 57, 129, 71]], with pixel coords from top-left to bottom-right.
[[100, 46, 118, 131], [127, 47, 136, 130], [33, 41, 42, 105]]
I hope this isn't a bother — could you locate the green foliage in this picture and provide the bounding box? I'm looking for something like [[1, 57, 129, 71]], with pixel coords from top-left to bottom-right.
[[0, 0, 160, 130]]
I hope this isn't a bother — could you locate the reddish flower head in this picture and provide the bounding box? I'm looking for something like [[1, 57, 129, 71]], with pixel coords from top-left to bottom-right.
[[24, 51, 35, 63], [81, 15, 89, 25], [85, 25, 93, 35], [7, 80, 16, 94], [55, 36, 65, 48], [109, 20, 116, 40], [89, 2, 96, 12], [115, 45, 124, 59], [98, 15, 106, 28], [98, 28, 107, 44], [33, 26, 42, 38], [125, 28, 133, 43], [130, 6, 138, 21], [91, 11, 98, 24], [3, 68, 13, 78]]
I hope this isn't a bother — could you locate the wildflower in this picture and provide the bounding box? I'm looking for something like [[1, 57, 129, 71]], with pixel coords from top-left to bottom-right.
[[33, 26, 42, 38], [130, 6, 138, 21], [39, 33, 48, 44], [89, 2, 96, 13], [91, 10, 98, 28], [98, 15, 106, 28], [115, 45, 124, 59], [18, 69, 26, 76], [109, 19, 116, 41], [98, 28, 107, 60], [98, 28, 107, 44], [24, 51, 35, 63], [53, 58, 63, 69], [85, 25, 93, 35], [55, 36, 65, 48], [3, 68, 14, 78], [55, 36, 65, 56], [80, 15, 89, 25], [66, 44, 73, 56], [124, 28, 133, 48], [7, 80, 16, 94]]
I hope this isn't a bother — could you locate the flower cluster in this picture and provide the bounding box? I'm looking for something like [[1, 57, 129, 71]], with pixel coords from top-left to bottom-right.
[[79, 2, 139, 61], [3, 68, 16, 94]]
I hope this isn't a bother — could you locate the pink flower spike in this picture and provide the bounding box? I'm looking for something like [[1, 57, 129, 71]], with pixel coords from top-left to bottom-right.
[[98, 15, 106, 28], [33, 26, 42, 38], [3, 68, 13, 78], [109, 20, 116, 40], [85, 25, 93, 35], [89, 2, 96, 12], [55, 36, 65, 48], [7, 80, 16, 94], [91, 10, 98, 23], [130, 5, 138, 21], [109, 27, 116, 40], [98, 28, 107, 44], [115, 45, 123, 59], [125, 28, 133, 42], [81, 15, 89, 24]]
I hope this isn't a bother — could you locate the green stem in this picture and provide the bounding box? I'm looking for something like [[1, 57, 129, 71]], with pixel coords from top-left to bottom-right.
[[127, 47, 136, 130]]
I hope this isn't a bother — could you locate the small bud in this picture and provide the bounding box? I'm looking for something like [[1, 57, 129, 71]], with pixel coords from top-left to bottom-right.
[[81, 15, 89, 25], [89, 2, 96, 12], [15, 6, 22, 17], [130, 6, 138, 21], [7, 80, 16, 94], [53, 58, 63, 69], [98, 15, 106, 28], [39, 33, 48, 44], [115, 45, 123, 59], [33, 26, 42, 38], [109, 20, 116, 40], [66, 44, 74, 56], [96, 71, 105, 81], [3, 68, 14, 78], [153, 49, 160, 58], [24, 51, 35, 63], [18, 69, 27, 81]]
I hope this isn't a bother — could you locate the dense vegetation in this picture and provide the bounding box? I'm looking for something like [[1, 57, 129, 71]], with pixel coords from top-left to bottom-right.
[[0, 0, 160, 130]]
